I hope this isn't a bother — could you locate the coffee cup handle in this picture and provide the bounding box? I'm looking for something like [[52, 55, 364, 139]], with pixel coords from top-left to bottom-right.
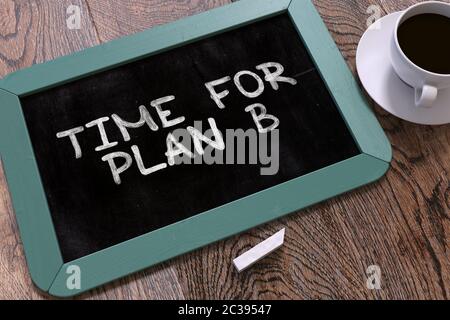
[[415, 85, 438, 108]]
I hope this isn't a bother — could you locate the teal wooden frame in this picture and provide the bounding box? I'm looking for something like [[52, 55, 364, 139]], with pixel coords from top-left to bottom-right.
[[0, 0, 391, 297]]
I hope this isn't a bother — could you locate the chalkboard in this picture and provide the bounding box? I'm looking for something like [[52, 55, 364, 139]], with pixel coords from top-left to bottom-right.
[[0, 0, 391, 296], [20, 14, 358, 262]]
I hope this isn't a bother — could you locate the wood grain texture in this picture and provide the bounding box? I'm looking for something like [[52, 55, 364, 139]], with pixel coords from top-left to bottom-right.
[[85, 0, 232, 42], [0, 0, 98, 300], [0, 0, 99, 78], [0, 0, 448, 300]]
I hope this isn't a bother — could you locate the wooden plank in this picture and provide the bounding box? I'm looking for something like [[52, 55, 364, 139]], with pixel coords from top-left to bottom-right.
[[0, 0, 448, 300], [0, 0, 99, 300], [233, 229, 285, 272], [85, 0, 233, 42], [312, 0, 450, 299], [173, 0, 450, 300], [0, 162, 47, 299]]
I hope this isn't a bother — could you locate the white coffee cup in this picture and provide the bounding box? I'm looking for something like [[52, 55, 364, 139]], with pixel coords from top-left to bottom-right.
[[390, 1, 450, 108]]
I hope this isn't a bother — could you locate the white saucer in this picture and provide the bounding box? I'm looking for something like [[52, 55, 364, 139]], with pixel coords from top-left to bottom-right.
[[356, 12, 450, 125]]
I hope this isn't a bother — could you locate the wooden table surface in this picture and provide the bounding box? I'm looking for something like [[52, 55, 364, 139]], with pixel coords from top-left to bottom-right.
[[0, 0, 448, 300]]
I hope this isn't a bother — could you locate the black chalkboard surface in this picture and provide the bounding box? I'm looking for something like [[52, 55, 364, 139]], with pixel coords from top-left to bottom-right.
[[21, 14, 359, 262]]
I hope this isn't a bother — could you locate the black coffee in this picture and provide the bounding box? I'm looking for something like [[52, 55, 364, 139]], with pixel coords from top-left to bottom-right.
[[398, 13, 450, 74]]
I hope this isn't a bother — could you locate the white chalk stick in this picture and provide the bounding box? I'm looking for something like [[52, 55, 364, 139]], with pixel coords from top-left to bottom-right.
[[233, 228, 285, 272]]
